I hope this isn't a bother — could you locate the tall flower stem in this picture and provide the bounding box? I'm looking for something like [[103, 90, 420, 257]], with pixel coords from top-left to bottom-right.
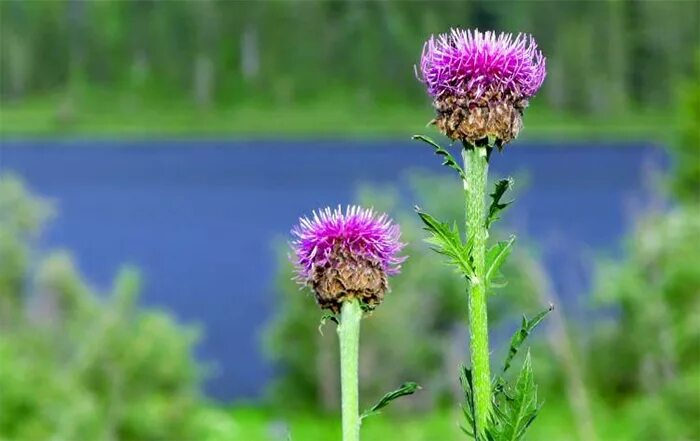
[[338, 299, 362, 441], [463, 145, 492, 434]]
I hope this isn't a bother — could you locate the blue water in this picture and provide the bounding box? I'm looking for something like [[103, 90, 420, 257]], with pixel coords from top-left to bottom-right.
[[0, 139, 666, 401]]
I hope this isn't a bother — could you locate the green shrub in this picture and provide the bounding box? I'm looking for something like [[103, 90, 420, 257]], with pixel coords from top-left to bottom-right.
[[591, 203, 700, 440], [0, 175, 236, 441]]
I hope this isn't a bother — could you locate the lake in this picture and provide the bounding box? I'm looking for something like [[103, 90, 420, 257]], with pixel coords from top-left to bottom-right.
[[0, 138, 666, 401]]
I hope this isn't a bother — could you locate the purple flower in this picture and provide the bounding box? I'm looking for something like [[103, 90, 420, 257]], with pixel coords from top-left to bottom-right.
[[291, 206, 405, 311], [419, 28, 546, 101], [416, 29, 546, 145]]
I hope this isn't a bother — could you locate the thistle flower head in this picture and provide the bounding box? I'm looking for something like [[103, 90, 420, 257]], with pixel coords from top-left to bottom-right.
[[291, 206, 406, 312], [417, 29, 546, 145], [419, 29, 546, 100]]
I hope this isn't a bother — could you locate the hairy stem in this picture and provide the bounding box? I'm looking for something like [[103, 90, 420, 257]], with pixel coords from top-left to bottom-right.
[[338, 299, 362, 441], [463, 145, 492, 435]]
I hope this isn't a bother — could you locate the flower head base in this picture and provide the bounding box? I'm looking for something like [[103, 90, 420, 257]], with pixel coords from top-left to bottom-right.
[[418, 29, 546, 146], [291, 206, 405, 312]]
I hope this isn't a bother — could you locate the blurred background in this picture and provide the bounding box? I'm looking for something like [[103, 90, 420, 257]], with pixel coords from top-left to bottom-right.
[[0, 1, 699, 440]]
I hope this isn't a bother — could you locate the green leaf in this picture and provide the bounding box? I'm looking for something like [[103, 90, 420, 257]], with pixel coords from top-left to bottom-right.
[[412, 135, 466, 181], [485, 236, 515, 289], [486, 178, 513, 229], [487, 352, 542, 441], [507, 352, 541, 440], [501, 305, 553, 375], [361, 382, 421, 420], [459, 366, 479, 439], [486, 307, 551, 439], [416, 208, 475, 280]]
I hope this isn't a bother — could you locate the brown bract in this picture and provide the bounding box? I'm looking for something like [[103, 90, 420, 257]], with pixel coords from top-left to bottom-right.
[[432, 93, 527, 145], [310, 247, 388, 313]]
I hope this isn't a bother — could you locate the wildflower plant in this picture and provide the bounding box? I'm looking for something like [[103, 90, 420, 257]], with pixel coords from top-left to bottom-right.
[[290, 206, 418, 441], [414, 29, 552, 440]]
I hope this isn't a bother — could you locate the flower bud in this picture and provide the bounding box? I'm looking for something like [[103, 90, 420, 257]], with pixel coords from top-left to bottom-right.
[[418, 29, 546, 146], [291, 206, 405, 312]]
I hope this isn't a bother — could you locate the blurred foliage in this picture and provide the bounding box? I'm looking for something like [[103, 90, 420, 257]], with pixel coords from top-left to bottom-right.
[[226, 401, 653, 441], [590, 203, 700, 441], [0, 0, 698, 136], [264, 171, 548, 413], [0, 175, 236, 441], [0, 175, 52, 323], [588, 72, 700, 440], [670, 54, 700, 203]]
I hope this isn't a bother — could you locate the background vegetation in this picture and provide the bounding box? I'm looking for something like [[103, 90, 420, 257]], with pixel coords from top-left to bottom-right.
[[0, 175, 237, 440], [1, 0, 698, 137]]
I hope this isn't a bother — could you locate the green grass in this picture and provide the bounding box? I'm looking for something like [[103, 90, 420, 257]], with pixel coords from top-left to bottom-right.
[[226, 398, 639, 441], [0, 89, 675, 141]]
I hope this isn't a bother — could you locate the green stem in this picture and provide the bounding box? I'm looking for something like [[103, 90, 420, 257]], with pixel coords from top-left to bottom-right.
[[463, 145, 492, 435], [338, 299, 362, 441]]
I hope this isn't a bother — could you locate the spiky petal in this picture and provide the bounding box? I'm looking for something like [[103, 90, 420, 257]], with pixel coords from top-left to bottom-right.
[[419, 29, 545, 100], [291, 206, 406, 311]]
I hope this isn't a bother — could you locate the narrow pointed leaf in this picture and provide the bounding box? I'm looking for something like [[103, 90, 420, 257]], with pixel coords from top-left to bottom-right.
[[486, 178, 513, 229], [501, 352, 539, 441], [485, 236, 515, 289], [459, 366, 479, 439], [412, 135, 466, 181], [488, 352, 542, 441], [361, 382, 421, 419], [501, 305, 553, 375], [416, 208, 475, 279]]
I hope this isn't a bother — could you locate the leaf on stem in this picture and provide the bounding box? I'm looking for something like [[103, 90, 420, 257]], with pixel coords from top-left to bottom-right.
[[416, 208, 475, 280], [459, 366, 479, 439], [486, 178, 514, 229], [487, 352, 541, 441], [412, 135, 466, 181], [361, 382, 421, 420], [485, 236, 515, 290], [501, 305, 553, 375]]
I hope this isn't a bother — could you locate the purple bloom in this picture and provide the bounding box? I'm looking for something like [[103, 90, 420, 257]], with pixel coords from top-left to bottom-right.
[[290, 206, 405, 311], [292, 205, 405, 280], [419, 29, 546, 101], [417, 29, 546, 145]]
